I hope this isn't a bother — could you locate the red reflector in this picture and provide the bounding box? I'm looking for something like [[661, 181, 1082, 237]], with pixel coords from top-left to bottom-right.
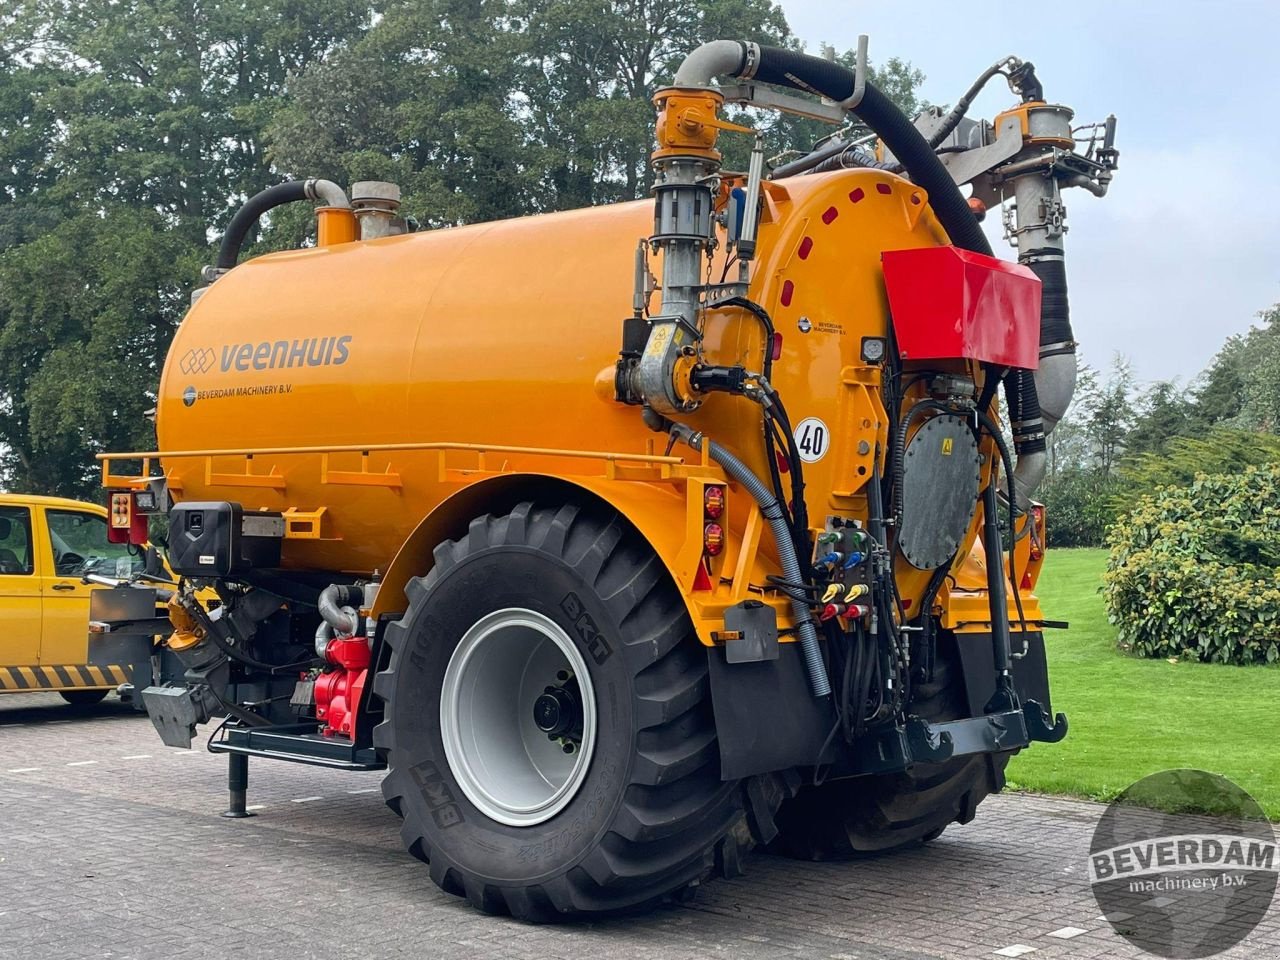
[[693, 563, 713, 591], [876, 182, 892, 195], [703, 523, 724, 557], [821, 206, 839, 224], [1020, 572, 1033, 590], [780, 280, 794, 306], [775, 451, 790, 474], [902, 598, 912, 610], [703, 485, 725, 519], [849, 187, 865, 203], [770, 332, 783, 361], [797, 236, 813, 260]]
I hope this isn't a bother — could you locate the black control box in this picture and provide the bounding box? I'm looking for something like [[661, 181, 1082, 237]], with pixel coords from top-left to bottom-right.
[[168, 502, 283, 578]]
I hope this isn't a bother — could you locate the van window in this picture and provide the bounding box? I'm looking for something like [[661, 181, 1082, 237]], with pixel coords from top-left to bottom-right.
[[46, 510, 138, 578], [0, 507, 34, 575]]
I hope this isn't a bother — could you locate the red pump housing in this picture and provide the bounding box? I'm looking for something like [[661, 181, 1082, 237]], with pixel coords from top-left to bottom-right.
[[314, 636, 371, 739]]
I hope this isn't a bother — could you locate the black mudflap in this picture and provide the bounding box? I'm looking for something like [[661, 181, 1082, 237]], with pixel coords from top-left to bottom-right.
[[708, 643, 837, 780]]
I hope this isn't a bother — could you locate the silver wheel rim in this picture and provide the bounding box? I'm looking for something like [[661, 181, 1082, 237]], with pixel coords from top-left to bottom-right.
[[440, 608, 598, 827]]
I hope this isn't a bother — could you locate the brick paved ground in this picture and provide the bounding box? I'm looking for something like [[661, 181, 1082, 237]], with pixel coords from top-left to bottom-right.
[[1, 692, 1275, 960]]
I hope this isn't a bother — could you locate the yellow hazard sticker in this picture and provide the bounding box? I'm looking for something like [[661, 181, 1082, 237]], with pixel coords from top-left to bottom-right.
[[644, 325, 670, 357], [0, 664, 128, 691], [941, 438, 954, 456]]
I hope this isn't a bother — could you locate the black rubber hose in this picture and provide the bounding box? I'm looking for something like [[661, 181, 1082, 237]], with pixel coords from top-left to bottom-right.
[[807, 148, 898, 175], [1024, 252, 1073, 348], [1003, 368, 1047, 457], [1003, 252, 1068, 477], [747, 46, 991, 257], [771, 138, 852, 178], [216, 181, 310, 270]]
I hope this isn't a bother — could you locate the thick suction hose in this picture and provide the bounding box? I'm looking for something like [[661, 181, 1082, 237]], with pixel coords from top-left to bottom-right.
[[734, 45, 991, 257], [1003, 369, 1047, 510], [1025, 253, 1075, 434], [216, 179, 350, 270]]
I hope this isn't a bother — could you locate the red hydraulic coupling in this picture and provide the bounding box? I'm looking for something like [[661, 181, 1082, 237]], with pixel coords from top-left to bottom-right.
[[819, 601, 872, 622]]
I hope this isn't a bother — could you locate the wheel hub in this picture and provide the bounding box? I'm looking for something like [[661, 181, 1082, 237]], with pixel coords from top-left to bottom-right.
[[533, 674, 584, 741], [440, 608, 598, 827]]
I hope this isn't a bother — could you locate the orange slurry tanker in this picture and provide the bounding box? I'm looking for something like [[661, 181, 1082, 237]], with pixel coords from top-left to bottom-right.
[[96, 39, 1117, 920]]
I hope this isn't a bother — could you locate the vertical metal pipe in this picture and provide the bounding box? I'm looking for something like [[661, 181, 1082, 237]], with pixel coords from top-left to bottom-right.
[[982, 480, 1016, 711]]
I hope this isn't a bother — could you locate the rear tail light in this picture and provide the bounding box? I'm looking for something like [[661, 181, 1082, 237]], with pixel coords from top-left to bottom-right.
[[107, 491, 148, 545], [703, 523, 724, 557], [704, 485, 725, 519]]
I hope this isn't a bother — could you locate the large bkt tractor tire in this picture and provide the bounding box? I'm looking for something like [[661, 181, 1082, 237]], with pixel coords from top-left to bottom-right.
[[769, 634, 1010, 860], [374, 502, 796, 921], [60, 689, 109, 706]]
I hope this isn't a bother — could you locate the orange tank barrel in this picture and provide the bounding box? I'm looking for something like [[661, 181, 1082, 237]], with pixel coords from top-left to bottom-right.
[[157, 170, 949, 575]]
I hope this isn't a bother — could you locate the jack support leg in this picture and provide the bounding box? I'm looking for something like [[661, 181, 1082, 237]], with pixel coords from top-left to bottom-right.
[[222, 752, 254, 819]]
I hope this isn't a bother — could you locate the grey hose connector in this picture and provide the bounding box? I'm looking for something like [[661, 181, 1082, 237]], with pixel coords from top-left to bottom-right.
[[1035, 352, 1076, 435], [1060, 173, 1108, 198], [673, 40, 750, 86], [318, 583, 361, 637], [305, 178, 351, 209], [663, 419, 830, 698]]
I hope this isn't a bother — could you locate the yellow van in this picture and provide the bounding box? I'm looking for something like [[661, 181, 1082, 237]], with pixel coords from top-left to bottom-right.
[[0, 493, 143, 704]]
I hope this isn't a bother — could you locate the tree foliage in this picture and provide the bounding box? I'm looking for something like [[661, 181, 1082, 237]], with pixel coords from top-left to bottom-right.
[[264, 0, 925, 224], [0, 0, 368, 496], [1, 0, 926, 498], [1039, 303, 1280, 547]]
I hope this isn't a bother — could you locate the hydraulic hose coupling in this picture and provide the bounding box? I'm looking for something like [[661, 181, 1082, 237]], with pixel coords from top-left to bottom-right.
[[819, 602, 871, 623]]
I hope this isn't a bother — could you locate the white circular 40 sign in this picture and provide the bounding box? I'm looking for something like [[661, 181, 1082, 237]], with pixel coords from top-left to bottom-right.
[[793, 417, 829, 463]]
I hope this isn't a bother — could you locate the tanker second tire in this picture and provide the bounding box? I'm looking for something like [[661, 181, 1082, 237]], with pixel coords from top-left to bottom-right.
[[373, 501, 794, 921], [768, 635, 1011, 859]]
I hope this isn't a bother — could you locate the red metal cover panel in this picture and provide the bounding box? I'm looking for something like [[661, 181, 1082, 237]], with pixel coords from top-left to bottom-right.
[[882, 246, 1041, 369]]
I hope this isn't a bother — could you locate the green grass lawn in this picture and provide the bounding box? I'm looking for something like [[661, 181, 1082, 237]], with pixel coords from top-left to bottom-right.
[[1005, 548, 1280, 819]]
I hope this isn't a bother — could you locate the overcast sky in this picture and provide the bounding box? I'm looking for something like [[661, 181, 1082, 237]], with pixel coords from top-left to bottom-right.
[[779, 0, 1279, 385]]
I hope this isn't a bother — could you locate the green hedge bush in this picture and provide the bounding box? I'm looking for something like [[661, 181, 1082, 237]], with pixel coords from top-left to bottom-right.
[[1104, 464, 1280, 665]]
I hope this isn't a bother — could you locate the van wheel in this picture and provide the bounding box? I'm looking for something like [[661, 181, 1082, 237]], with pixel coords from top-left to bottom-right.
[[374, 502, 796, 921], [60, 689, 109, 706], [769, 634, 1010, 859]]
